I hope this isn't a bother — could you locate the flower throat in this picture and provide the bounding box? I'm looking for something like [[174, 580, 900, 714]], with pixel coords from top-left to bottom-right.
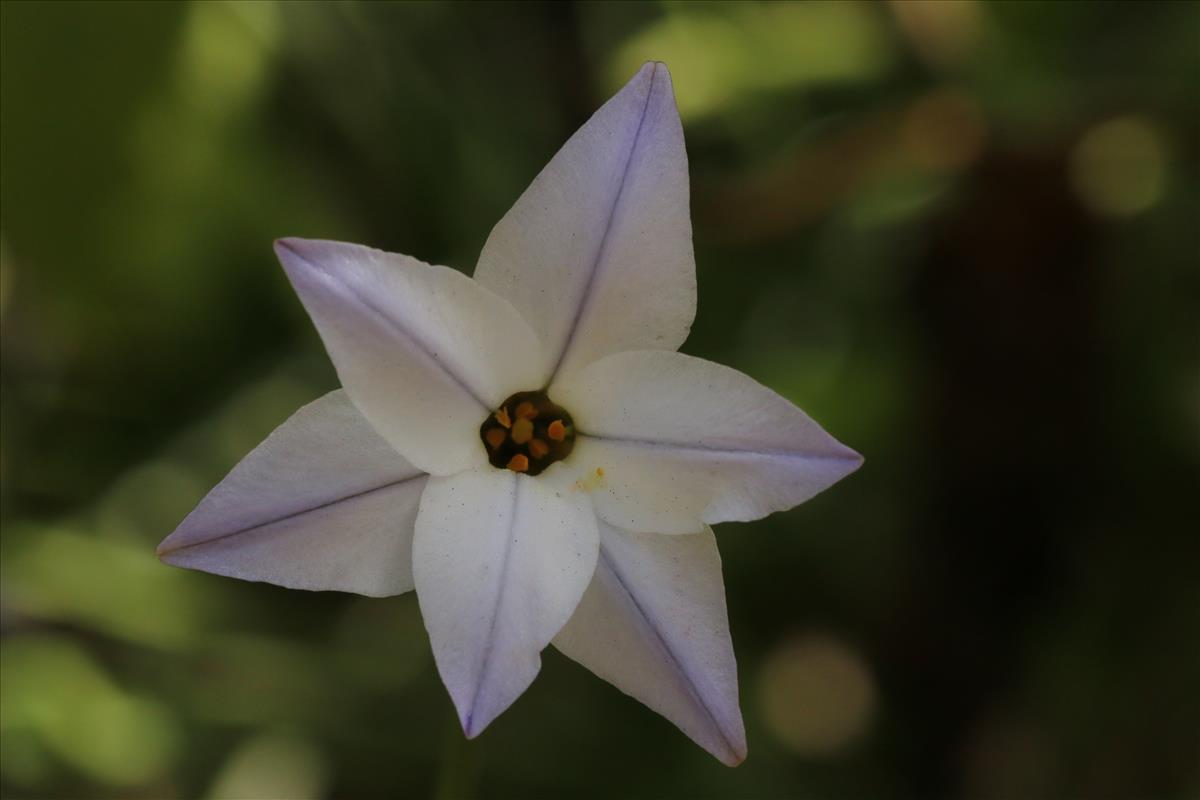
[[480, 390, 576, 476]]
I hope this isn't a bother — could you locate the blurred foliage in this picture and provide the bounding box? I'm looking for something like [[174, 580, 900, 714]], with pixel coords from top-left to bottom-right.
[[2, 1, 1198, 798]]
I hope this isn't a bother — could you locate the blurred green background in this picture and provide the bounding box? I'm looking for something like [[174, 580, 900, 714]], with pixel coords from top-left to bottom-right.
[[2, 1, 1198, 798]]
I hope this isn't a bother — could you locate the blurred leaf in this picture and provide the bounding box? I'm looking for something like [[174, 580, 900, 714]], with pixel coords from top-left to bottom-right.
[[609, 1, 895, 120], [1, 636, 181, 787], [2, 527, 217, 650]]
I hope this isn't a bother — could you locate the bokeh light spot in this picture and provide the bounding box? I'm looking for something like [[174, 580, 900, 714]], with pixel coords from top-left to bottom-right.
[[205, 732, 329, 800], [1070, 116, 1167, 218], [178, 0, 280, 120], [758, 634, 876, 756], [888, 0, 984, 68]]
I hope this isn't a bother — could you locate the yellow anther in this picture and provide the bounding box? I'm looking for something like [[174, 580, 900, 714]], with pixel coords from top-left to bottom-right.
[[511, 418, 534, 444], [480, 390, 575, 477], [595, 467, 605, 477]]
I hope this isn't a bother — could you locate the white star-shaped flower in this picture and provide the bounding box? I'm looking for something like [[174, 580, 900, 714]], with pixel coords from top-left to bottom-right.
[[158, 62, 861, 765]]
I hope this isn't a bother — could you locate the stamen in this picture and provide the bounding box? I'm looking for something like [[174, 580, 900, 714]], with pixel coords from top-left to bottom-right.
[[511, 418, 534, 444], [480, 390, 575, 477]]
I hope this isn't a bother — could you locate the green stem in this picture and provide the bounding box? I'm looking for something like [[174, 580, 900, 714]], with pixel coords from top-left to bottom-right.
[[433, 712, 480, 800]]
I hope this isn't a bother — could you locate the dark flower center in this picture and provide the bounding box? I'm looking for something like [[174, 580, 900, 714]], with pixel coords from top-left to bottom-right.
[[480, 390, 576, 476]]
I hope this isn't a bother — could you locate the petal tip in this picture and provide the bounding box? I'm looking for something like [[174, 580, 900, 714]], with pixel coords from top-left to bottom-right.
[[274, 237, 320, 271], [273, 238, 310, 278], [715, 717, 748, 766], [273, 238, 343, 275], [846, 447, 865, 472], [273, 236, 301, 256], [154, 533, 180, 559], [628, 60, 672, 94], [461, 710, 487, 740], [721, 745, 748, 768], [828, 440, 865, 478], [156, 548, 183, 567], [155, 535, 194, 565]]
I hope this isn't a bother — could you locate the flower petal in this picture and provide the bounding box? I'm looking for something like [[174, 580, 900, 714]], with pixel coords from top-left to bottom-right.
[[275, 238, 544, 475], [474, 62, 695, 384], [555, 350, 863, 534], [158, 390, 427, 597], [413, 466, 598, 737], [553, 521, 746, 766]]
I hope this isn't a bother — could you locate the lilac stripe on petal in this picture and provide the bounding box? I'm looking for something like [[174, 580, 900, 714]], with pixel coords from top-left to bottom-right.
[[475, 62, 696, 385], [554, 522, 746, 766], [276, 238, 544, 476], [158, 390, 427, 597], [413, 467, 599, 737], [555, 350, 863, 534]]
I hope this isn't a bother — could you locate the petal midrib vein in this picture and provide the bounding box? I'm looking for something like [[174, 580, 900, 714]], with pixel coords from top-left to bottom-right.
[[160, 472, 425, 555], [579, 431, 859, 462], [547, 63, 660, 381], [284, 241, 491, 409], [465, 474, 522, 732], [599, 545, 741, 760], [340, 278, 491, 409]]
